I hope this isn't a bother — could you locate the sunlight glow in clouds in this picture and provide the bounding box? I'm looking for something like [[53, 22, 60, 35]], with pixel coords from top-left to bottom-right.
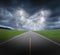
[[0, 8, 60, 30], [15, 9, 51, 30]]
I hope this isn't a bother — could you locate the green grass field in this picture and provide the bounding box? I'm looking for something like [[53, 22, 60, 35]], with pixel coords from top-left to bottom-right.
[[35, 29, 60, 43], [0, 29, 26, 42]]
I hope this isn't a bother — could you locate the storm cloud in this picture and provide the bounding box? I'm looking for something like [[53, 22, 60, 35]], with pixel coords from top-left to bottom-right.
[[0, 0, 60, 30]]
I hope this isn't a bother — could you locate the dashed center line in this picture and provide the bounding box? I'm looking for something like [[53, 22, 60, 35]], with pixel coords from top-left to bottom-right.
[[29, 38, 32, 55]]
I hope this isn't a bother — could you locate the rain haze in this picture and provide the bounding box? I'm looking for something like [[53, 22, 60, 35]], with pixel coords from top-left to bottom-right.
[[0, 0, 60, 30]]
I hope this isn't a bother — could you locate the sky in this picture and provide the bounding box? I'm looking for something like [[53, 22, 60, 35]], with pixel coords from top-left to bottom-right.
[[0, 0, 60, 30]]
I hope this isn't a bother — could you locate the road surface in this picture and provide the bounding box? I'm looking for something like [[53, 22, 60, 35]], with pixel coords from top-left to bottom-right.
[[0, 31, 60, 55]]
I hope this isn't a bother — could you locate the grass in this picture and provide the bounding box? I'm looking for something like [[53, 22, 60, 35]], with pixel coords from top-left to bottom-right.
[[35, 29, 60, 43], [0, 29, 26, 41]]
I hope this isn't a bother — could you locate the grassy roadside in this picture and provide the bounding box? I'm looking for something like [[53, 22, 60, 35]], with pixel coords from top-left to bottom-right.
[[35, 29, 60, 43], [0, 29, 26, 41]]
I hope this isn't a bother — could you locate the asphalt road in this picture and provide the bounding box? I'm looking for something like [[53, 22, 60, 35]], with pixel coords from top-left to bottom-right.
[[0, 31, 60, 55]]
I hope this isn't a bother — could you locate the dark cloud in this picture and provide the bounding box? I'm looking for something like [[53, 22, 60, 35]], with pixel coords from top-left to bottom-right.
[[0, 0, 60, 30]]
